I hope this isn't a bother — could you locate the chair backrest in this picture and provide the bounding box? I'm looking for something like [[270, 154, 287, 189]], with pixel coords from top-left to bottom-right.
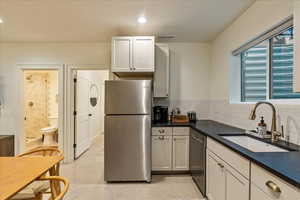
[[18, 148, 62, 157], [38, 176, 69, 200], [18, 147, 63, 176]]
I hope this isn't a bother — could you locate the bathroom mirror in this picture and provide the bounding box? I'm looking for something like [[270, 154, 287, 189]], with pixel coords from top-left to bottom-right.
[[90, 84, 99, 107]]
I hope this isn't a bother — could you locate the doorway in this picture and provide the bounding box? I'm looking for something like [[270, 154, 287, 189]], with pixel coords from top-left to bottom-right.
[[18, 64, 65, 155], [73, 69, 109, 159], [22, 70, 59, 151]]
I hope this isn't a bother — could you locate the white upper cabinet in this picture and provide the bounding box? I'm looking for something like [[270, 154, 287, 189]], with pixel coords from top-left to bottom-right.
[[111, 36, 155, 73], [154, 43, 170, 98], [111, 37, 132, 72], [132, 37, 155, 72]]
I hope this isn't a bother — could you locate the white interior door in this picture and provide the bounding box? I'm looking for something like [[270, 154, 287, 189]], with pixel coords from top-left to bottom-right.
[[75, 71, 91, 159]]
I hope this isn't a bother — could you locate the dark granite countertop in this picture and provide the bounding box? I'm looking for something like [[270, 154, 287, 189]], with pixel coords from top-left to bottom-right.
[[152, 120, 300, 189]]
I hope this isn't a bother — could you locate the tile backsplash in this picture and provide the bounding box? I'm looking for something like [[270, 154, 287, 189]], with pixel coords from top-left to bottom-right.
[[154, 98, 300, 145], [153, 98, 210, 119], [209, 100, 300, 145]]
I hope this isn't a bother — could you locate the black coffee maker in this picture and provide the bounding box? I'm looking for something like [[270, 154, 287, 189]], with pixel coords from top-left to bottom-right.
[[153, 106, 169, 122]]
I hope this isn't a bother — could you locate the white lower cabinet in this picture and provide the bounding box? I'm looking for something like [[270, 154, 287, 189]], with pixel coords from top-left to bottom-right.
[[206, 150, 249, 200], [172, 136, 189, 170], [251, 184, 273, 200], [206, 153, 226, 200], [226, 165, 249, 200], [152, 127, 190, 171], [207, 137, 300, 200], [152, 136, 172, 171], [251, 163, 300, 200]]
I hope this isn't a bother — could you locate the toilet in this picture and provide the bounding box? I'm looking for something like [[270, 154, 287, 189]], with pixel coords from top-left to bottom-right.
[[40, 127, 58, 146]]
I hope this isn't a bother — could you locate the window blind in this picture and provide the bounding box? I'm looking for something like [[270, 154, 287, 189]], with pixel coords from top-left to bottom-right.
[[241, 44, 267, 102], [271, 27, 300, 99]]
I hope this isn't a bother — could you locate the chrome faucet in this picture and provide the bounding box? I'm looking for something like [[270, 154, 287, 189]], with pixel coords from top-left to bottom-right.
[[249, 102, 283, 142]]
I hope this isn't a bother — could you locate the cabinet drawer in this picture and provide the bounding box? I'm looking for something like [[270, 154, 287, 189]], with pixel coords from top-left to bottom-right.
[[152, 127, 172, 136], [251, 164, 300, 199], [207, 137, 250, 179], [172, 127, 190, 136]]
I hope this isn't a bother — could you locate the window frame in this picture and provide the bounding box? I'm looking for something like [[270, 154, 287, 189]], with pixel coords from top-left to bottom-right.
[[233, 16, 300, 104]]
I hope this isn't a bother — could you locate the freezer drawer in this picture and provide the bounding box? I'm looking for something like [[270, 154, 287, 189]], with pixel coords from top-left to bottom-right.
[[104, 115, 151, 182], [105, 80, 152, 115]]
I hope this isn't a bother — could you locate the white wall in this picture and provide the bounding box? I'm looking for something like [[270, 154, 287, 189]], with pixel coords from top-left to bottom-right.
[[0, 42, 110, 136], [155, 43, 211, 119], [209, 0, 300, 144]]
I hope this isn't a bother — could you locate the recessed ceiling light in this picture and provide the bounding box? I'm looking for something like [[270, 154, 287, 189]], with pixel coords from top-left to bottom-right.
[[0, 18, 3, 24], [138, 16, 147, 24]]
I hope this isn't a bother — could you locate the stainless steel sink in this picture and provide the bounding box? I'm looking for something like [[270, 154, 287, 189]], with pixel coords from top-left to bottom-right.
[[222, 135, 288, 152]]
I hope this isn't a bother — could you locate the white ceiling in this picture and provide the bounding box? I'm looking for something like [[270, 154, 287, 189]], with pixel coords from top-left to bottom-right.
[[0, 0, 256, 42]]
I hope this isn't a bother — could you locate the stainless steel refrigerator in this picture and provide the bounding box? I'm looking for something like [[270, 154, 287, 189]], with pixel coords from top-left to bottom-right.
[[104, 80, 152, 182]]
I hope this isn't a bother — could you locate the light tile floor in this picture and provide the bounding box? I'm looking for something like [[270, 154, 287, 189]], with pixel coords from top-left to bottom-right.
[[61, 134, 204, 200]]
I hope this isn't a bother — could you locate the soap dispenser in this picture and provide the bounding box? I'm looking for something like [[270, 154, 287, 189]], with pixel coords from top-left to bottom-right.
[[257, 116, 267, 136]]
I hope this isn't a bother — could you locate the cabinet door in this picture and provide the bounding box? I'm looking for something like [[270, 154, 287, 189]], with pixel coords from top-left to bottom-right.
[[154, 43, 169, 97], [172, 136, 189, 171], [206, 154, 226, 200], [111, 37, 132, 72], [152, 136, 172, 171], [226, 167, 249, 200], [251, 184, 273, 200], [132, 36, 155, 72]]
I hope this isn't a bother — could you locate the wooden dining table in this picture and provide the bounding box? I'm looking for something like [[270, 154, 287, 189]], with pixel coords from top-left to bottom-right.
[[0, 156, 63, 200]]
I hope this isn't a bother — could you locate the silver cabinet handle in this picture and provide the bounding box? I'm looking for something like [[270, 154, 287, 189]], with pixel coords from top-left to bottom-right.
[[158, 136, 164, 140], [217, 163, 224, 169], [266, 181, 281, 194], [158, 129, 165, 134]]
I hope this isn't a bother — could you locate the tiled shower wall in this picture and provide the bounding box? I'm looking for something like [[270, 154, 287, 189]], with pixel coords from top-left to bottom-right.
[[24, 71, 58, 139], [47, 71, 58, 127], [24, 72, 49, 138]]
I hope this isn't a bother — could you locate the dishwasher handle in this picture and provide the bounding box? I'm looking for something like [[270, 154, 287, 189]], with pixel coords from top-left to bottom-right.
[[191, 135, 204, 144]]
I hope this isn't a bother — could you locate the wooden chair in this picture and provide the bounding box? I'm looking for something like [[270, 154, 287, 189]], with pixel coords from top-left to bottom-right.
[[18, 148, 62, 176], [37, 176, 69, 200], [11, 148, 63, 200]]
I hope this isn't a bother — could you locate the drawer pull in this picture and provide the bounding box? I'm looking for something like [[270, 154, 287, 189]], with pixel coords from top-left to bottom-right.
[[266, 181, 281, 194], [217, 163, 224, 169], [158, 129, 165, 134]]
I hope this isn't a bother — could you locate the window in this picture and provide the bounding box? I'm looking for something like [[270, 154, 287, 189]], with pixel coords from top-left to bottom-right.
[[238, 20, 300, 102], [241, 42, 267, 102], [270, 28, 299, 99]]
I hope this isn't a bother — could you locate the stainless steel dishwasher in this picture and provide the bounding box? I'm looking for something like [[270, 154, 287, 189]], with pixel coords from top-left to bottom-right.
[[190, 128, 206, 196]]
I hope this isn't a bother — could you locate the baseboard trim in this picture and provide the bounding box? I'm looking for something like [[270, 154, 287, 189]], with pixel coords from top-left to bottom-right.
[[152, 170, 190, 175]]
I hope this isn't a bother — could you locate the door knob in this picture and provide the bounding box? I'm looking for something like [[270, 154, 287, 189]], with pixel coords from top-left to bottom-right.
[[88, 114, 92, 116]]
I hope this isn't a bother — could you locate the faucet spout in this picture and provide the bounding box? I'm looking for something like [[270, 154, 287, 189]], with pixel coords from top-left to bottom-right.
[[249, 101, 280, 142]]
